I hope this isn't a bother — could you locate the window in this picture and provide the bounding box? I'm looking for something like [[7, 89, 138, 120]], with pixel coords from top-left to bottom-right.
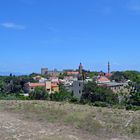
[[47, 89, 50, 92]]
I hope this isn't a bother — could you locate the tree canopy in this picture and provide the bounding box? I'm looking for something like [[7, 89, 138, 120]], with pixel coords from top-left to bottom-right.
[[81, 81, 118, 105]]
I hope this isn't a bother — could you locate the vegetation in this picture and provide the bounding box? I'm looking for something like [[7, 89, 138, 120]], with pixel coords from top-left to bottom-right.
[[29, 84, 75, 103], [29, 87, 49, 100], [111, 71, 140, 90], [81, 81, 118, 106], [128, 92, 140, 106], [58, 72, 68, 79], [50, 85, 73, 102], [87, 71, 98, 78], [0, 70, 140, 110], [0, 75, 36, 94], [0, 100, 139, 139]]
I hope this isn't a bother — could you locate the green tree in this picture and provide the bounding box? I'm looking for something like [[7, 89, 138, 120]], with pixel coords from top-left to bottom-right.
[[50, 84, 73, 101], [81, 81, 118, 105], [58, 72, 68, 79], [111, 71, 126, 82], [124, 71, 140, 92], [87, 71, 98, 78], [128, 92, 140, 106], [0, 80, 5, 92], [29, 87, 49, 100]]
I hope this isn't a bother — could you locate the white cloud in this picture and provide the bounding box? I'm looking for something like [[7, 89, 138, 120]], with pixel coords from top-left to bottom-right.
[[0, 22, 25, 30]]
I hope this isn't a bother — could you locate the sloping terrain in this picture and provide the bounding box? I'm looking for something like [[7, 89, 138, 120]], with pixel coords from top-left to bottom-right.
[[0, 101, 139, 140]]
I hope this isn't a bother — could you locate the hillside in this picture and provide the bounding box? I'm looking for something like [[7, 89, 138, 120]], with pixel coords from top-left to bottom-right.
[[0, 101, 139, 140]]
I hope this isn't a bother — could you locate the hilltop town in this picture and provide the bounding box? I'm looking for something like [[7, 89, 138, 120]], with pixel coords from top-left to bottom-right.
[[23, 62, 133, 100], [0, 62, 139, 111]]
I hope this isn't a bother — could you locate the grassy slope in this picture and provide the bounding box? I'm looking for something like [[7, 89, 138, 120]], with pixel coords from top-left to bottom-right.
[[0, 100, 140, 139]]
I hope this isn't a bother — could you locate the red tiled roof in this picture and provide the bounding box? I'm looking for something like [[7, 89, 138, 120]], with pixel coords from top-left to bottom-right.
[[67, 71, 79, 75], [105, 73, 113, 77], [97, 76, 110, 83], [28, 83, 58, 88], [29, 83, 45, 87], [51, 83, 59, 87]]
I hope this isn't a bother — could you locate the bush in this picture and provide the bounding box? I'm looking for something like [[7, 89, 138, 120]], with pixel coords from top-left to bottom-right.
[[126, 105, 140, 111], [0, 94, 17, 100], [50, 91, 72, 102], [70, 97, 79, 103], [29, 87, 49, 100], [93, 101, 110, 107]]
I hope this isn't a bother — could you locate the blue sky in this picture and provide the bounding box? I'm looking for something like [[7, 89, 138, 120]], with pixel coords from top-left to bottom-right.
[[0, 0, 140, 74]]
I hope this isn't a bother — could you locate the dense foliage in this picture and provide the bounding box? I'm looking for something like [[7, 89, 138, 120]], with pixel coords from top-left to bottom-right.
[[0, 75, 36, 100], [81, 81, 118, 106], [29, 87, 49, 100], [50, 84, 73, 101], [0, 75, 36, 94]]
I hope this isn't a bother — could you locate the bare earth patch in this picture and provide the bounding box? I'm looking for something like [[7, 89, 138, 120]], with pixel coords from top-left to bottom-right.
[[0, 101, 139, 140], [0, 111, 98, 140]]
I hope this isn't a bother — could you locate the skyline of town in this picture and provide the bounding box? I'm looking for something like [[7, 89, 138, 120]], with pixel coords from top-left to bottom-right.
[[0, 62, 139, 76], [0, 61, 139, 76]]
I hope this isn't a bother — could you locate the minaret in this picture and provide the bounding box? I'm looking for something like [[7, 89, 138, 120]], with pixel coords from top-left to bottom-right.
[[108, 62, 110, 74]]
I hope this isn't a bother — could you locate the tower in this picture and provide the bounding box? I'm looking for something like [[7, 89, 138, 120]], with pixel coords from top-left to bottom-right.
[[79, 63, 83, 74], [41, 68, 48, 75], [108, 62, 110, 74]]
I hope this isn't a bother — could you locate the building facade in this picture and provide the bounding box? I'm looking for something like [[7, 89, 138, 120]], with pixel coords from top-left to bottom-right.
[[24, 81, 59, 94], [41, 68, 48, 75]]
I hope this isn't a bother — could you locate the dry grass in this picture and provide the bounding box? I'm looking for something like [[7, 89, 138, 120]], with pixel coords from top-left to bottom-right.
[[0, 100, 140, 140]]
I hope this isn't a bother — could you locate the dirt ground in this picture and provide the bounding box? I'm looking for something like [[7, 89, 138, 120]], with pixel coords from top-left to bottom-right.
[[0, 101, 139, 140], [0, 110, 100, 140]]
